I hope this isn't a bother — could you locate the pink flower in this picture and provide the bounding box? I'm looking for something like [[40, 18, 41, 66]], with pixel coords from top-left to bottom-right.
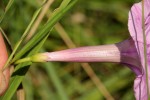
[[16, 38, 142, 99], [128, 0, 150, 100], [15, 0, 150, 99]]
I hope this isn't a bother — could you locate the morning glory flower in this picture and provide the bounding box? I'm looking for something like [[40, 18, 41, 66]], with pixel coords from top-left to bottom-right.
[[15, 39, 141, 99], [15, 0, 150, 100], [128, 0, 150, 100]]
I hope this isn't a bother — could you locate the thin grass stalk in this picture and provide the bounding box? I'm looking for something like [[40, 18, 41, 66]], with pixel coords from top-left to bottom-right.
[[0, 34, 48, 100], [44, 62, 69, 100], [0, 27, 12, 50], [25, 0, 54, 41], [17, 84, 25, 100], [11, 0, 78, 63], [3, 6, 43, 70], [142, 0, 150, 99], [21, 1, 68, 98], [0, 0, 14, 23], [1, 0, 78, 97]]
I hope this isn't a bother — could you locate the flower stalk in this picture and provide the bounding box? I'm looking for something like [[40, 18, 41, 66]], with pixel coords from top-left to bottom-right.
[[15, 53, 48, 64], [15, 39, 139, 68], [15, 44, 120, 64]]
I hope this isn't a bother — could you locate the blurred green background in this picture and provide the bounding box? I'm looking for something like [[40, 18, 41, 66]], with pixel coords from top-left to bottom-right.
[[0, 0, 137, 100]]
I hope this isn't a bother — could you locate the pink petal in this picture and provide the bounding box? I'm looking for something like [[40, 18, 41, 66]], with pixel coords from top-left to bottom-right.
[[128, 1, 150, 100], [128, 1, 150, 44]]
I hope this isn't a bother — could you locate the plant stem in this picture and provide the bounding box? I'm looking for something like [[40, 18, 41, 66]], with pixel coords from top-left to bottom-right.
[[15, 57, 31, 64]]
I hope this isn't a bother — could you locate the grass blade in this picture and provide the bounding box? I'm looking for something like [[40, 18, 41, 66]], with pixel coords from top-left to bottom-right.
[[1, 0, 78, 99], [3, 5, 43, 70], [0, 37, 46, 100], [0, 0, 14, 23], [11, 0, 78, 63], [44, 62, 69, 100]]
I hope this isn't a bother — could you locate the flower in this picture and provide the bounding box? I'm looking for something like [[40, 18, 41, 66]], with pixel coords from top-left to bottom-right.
[[15, 38, 141, 99], [0, 32, 10, 95], [15, 0, 150, 99], [128, 0, 150, 100]]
